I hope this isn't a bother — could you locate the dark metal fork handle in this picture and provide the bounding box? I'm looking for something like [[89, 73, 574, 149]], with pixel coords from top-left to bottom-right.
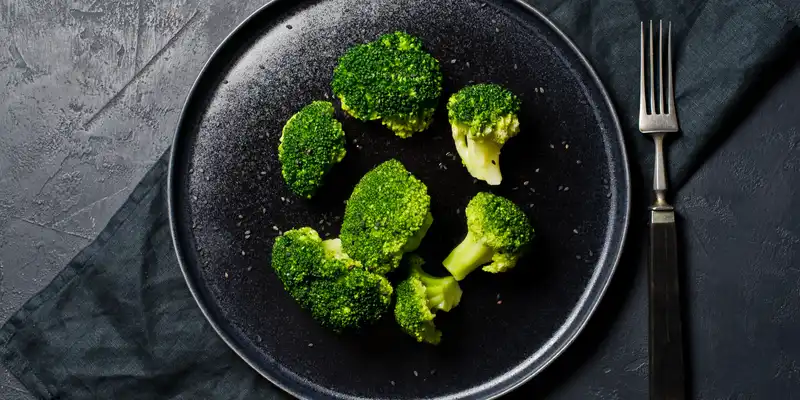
[[649, 210, 686, 400]]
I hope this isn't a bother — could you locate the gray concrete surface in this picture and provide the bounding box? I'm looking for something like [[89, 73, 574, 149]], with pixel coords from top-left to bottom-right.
[[1, 0, 798, 399]]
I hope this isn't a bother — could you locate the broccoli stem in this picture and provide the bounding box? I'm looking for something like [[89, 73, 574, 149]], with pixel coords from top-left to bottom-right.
[[403, 212, 434, 252], [443, 231, 494, 280], [416, 272, 462, 312], [465, 138, 502, 186]]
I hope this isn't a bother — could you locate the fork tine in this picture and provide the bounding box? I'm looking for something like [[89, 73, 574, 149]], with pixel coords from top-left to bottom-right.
[[640, 22, 646, 117], [667, 21, 675, 116], [659, 20, 664, 115], [649, 20, 655, 114]]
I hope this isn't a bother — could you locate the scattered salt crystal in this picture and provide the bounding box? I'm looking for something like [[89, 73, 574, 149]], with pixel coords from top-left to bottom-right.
[[245, 230, 251, 235], [535, 168, 540, 173], [450, 59, 457, 64], [308, 343, 314, 347], [224, 272, 229, 278], [549, 144, 555, 149], [564, 186, 570, 191], [242, 251, 246, 256], [523, 181, 529, 186], [238, 214, 243, 219], [272, 225, 279, 231], [413, 371, 419, 377], [573, 229, 579, 234]]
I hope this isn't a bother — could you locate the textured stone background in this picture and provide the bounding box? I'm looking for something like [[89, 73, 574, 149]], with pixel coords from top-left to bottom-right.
[[1, 0, 798, 398]]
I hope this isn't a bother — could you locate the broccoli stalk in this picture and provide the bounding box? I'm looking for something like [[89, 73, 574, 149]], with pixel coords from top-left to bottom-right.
[[452, 124, 504, 185], [448, 84, 522, 185], [443, 192, 534, 281], [442, 231, 494, 280], [395, 255, 462, 345]]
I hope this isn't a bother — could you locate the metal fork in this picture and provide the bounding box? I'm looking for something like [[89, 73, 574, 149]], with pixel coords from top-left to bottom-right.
[[639, 20, 686, 400]]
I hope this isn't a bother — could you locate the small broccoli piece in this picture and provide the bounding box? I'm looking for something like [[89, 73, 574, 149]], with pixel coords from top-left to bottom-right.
[[279, 101, 347, 198], [447, 84, 522, 185], [394, 255, 463, 345], [443, 192, 534, 280], [340, 160, 432, 275], [271, 228, 392, 331], [332, 31, 443, 138]]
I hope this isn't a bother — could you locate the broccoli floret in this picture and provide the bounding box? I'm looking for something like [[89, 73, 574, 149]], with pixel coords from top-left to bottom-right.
[[394, 255, 463, 345], [340, 160, 433, 275], [447, 84, 522, 185], [332, 31, 443, 138], [279, 101, 347, 198], [443, 192, 534, 280], [271, 228, 393, 331]]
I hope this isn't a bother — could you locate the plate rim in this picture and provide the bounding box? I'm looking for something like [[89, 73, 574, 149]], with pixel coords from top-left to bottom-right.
[[167, 0, 632, 399]]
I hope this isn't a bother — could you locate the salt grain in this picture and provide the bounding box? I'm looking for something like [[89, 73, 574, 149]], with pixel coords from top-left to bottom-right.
[[535, 168, 540, 173], [564, 186, 570, 191], [224, 272, 229, 278], [413, 371, 419, 377], [308, 343, 314, 347], [245, 230, 251, 235], [272, 225, 279, 231], [451, 59, 457, 64], [242, 251, 246, 256], [523, 181, 529, 186], [549, 144, 555, 149], [573, 229, 579, 234]]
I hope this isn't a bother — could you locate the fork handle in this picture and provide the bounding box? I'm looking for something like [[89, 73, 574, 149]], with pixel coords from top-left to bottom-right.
[[649, 210, 686, 400]]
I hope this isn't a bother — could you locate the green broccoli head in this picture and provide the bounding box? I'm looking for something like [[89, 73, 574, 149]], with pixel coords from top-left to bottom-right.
[[443, 192, 534, 280], [340, 160, 433, 275], [307, 268, 393, 332], [279, 101, 347, 198], [447, 84, 522, 185], [270, 227, 325, 305], [332, 31, 443, 138], [270, 228, 393, 330], [394, 255, 463, 345]]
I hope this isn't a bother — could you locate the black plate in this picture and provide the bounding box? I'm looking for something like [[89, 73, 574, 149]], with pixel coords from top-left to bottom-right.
[[168, 0, 630, 398]]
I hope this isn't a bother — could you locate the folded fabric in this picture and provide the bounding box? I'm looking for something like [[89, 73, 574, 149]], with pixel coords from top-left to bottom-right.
[[1, 0, 797, 399]]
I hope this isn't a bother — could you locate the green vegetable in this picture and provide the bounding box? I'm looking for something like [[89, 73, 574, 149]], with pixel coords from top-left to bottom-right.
[[271, 228, 393, 331], [443, 192, 534, 280], [394, 255, 462, 345], [279, 101, 347, 198], [447, 84, 522, 185], [332, 31, 443, 138], [340, 159, 433, 275]]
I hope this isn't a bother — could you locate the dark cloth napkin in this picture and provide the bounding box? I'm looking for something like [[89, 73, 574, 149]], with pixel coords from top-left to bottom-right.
[[1, 1, 798, 399]]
